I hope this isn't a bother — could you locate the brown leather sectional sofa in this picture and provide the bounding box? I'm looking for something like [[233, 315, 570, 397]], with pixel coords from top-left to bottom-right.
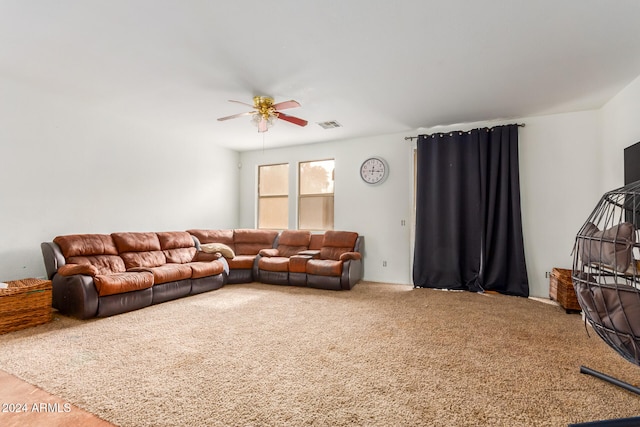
[[41, 229, 363, 319], [187, 229, 280, 284], [41, 231, 226, 319], [255, 230, 363, 290]]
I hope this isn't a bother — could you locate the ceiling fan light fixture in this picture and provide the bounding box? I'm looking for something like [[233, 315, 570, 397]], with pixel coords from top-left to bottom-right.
[[251, 112, 278, 132], [251, 96, 279, 132]]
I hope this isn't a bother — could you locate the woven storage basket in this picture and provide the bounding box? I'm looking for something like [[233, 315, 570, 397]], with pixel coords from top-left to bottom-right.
[[0, 278, 52, 334], [549, 267, 581, 313]]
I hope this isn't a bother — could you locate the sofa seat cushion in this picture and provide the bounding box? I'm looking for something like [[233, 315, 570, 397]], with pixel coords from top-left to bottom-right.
[[259, 257, 289, 272], [306, 259, 344, 276], [188, 261, 225, 279], [135, 263, 193, 285], [289, 255, 314, 273], [227, 255, 256, 270], [94, 272, 154, 297]]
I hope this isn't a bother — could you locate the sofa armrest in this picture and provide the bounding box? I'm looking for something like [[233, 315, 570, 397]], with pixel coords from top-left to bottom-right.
[[339, 252, 362, 261], [298, 250, 320, 257], [51, 274, 99, 319], [193, 251, 222, 262], [341, 258, 363, 290], [57, 263, 99, 277], [41, 241, 66, 280], [258, 248, 280, 257]]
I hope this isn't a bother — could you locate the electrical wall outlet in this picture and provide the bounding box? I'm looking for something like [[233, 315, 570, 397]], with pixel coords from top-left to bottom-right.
[[382, 260, 387, 267]]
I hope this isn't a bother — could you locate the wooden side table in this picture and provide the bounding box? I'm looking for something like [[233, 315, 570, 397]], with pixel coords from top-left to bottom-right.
[[549, 268, 581, 313], [0, 278, 52, 334]]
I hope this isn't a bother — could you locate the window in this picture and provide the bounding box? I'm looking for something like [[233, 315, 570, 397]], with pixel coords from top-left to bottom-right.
[[299, 159, 335, 230], [258, 163, 288, 229]]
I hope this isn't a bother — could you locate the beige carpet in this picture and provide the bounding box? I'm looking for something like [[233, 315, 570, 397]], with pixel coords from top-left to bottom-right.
[[0, 282, 638, 426]]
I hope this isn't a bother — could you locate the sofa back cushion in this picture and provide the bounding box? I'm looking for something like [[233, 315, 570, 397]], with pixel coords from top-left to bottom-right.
[[277, 230, 311, 258], [112, 232, 166, 270], [54, 234, 119, 257], [188, 229, 235, 252], [157, 231, 197, 264], [112, 232, 161, 252], [234, 229, 279, 255], [309, 233, 324, 250], [53, 234, 125, 275], [319, 231, 359, 261]]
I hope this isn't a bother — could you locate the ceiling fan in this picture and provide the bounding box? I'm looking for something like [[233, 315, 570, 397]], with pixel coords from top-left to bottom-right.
[[217, 96, 308, 133]]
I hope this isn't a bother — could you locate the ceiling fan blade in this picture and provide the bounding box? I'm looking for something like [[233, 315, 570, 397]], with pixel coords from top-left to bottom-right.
[[228, 100, 256, 108], [277, 112, 308, 127], [217, 111, 255, 121], [272, 100, 301, 110]]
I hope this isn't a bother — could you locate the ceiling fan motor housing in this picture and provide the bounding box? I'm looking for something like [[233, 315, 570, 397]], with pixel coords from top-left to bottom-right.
[[254, 96, 277, 119]]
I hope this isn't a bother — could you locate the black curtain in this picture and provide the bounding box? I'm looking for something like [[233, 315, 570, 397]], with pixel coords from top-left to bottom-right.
[[412, 124, 529, 297]]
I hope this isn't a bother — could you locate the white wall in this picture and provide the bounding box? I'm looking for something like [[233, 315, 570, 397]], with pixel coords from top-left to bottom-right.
[[6, 67, 639, 296], [0, 80, 240, 281], [519, 112, 602, 297], [601, 74, 640, 191], [239, 133, 415, 284], [240, 112, 603, 297]]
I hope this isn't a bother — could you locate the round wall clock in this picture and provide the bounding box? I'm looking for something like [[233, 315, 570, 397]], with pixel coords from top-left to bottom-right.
[[360, 157, 389, 185]]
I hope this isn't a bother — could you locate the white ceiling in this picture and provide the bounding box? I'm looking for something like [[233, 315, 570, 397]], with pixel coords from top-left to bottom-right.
[[2, 1, 640, 151]]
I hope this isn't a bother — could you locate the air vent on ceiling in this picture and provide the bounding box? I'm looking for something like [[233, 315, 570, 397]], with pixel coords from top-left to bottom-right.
[[317, 120, 342, 129]]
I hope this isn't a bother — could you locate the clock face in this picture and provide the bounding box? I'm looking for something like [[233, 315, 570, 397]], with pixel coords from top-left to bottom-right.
[[360, 157, 388, 184]]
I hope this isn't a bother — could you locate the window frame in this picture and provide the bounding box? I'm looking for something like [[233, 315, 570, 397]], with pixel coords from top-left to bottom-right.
[[297, 158, 335, 231], [257, 162, 289, 230]]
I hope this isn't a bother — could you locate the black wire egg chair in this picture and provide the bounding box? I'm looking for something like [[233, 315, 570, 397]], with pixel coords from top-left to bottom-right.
[[571, 180, 640, 427]]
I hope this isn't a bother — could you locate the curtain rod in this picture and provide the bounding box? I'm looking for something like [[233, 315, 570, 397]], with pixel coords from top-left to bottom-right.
[[404, 123, 525, 141]]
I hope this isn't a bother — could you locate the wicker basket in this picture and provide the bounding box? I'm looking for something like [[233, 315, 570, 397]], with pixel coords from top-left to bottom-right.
[[0, 278, 52, 334], [549, 268, 581, 313]]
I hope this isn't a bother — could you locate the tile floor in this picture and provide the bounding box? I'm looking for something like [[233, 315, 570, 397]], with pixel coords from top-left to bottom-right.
[[0, 369, 115, 427]]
